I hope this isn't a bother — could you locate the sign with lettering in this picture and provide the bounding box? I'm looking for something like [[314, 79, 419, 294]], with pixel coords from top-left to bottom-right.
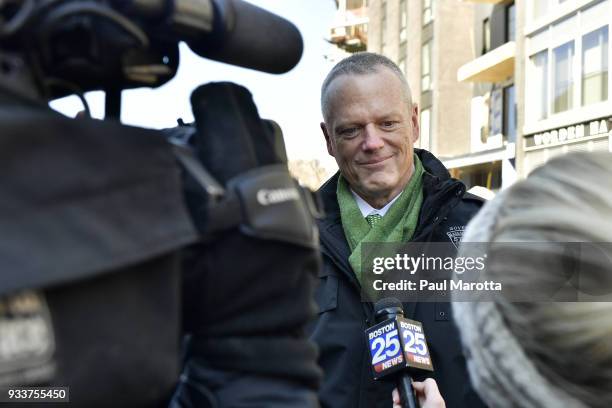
[[525, 118, 612, 148]]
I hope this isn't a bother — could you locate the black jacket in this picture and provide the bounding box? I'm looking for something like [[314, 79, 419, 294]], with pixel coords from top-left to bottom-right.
[[308, 149, 487, 408]]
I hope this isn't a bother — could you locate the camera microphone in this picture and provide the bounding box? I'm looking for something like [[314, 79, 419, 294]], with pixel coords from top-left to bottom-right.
[[365, 298, 435, 408], [170, 0, 304, 74]]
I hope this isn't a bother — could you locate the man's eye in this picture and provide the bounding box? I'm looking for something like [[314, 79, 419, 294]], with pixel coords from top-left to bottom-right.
[[381, 121, 398, 129], [339, 128, 358, 137]]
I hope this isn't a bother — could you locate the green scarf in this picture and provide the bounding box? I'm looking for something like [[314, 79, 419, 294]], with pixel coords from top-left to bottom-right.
[[337, 155, 425, 285]]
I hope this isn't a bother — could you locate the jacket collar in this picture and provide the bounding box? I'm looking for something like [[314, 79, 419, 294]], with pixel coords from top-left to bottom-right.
[[318, 149, 459, 223], [316, 149, 465, 283]]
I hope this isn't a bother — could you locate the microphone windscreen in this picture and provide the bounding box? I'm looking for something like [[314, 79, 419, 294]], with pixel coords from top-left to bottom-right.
[[374, 297, 403, 314], [187, 0, 303, 74]]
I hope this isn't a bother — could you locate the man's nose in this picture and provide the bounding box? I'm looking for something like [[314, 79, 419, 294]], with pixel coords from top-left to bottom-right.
[[362, 124, 384, 151]]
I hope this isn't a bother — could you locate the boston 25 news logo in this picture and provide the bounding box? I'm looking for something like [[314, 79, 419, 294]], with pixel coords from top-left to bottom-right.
[[366, 317, 434, 380], [367, 321, 403, 375]]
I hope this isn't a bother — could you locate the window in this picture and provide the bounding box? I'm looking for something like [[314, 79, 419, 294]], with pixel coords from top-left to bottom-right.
[[553, 40, 575, 113], [582, 26, 608, 105], [506, 3, 516, 42], [489, 88, 503, 136], [531, 50, 549, 121], [421, 41, 432, 91], [458, 163, 501, 191], [399, 0, 407, 43], [420, 108, 431, 150], [422, 0, 432, 26], [483, 18, 491, 55], [526, 1, 611, 123], [503, 85, 516, 143]]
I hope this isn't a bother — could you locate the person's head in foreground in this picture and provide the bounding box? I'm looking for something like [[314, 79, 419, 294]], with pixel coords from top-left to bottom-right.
[[320, 51, 419, 208], [452, 151, 612, 408]]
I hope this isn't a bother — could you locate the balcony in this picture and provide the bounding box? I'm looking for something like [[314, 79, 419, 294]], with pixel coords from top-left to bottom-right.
[[457, 41, 516, 83], [329, 7, 368, 52], [443, 143, 515, 169]]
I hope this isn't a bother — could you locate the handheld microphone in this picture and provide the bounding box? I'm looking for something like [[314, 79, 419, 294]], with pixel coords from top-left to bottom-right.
[[365, 298, 434, 408]]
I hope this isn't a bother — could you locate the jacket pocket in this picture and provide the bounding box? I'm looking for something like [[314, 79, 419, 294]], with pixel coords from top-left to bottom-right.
[[315, 266, 338, 314]]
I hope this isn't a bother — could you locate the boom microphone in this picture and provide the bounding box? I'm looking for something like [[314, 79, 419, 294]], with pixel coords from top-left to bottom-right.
[[182, 0, 304, 74], [365, 298, 434, 408]]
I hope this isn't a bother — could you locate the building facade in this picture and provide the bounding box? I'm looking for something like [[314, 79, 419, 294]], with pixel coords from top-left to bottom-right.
[[520, 0, 611, 175], [367, 0, 475, 160], [344, 0, 612, 192], [460, 0, 611, 184], [456, 0, 519, 191]]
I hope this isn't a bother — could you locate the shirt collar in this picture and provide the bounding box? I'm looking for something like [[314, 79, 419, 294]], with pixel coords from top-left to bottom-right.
[[350, 189, 402, 218]]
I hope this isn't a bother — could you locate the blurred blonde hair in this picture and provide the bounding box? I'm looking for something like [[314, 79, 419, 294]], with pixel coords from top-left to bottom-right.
[[488, 151, 612, 407]]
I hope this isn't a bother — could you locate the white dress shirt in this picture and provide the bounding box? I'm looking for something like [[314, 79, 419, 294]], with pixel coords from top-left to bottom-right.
[[350, 189, 402, 218]]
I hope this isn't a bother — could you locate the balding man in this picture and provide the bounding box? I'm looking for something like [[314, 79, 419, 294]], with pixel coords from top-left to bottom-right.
[[308, 53, 486, 408]]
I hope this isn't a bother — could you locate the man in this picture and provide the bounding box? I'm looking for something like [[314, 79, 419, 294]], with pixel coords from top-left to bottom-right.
[[309, 52, 486, 408]]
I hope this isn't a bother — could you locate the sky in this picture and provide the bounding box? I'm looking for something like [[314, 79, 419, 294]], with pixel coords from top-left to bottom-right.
[[50, 0, 342, 170]]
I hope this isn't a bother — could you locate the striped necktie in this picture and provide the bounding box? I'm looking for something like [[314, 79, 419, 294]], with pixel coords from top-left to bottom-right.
[[365, 213, 383, 227]]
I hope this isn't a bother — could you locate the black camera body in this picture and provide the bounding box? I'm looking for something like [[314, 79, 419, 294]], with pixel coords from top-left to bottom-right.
[[0, 2, 319, 407]]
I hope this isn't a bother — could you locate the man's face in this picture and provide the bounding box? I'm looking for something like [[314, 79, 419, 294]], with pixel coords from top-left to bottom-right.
[[321, 67, 419, 207]]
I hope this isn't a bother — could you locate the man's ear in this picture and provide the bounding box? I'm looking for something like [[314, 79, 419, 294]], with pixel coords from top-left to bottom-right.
[[411, 103, 420, 143], [321, 122, 335, 157]]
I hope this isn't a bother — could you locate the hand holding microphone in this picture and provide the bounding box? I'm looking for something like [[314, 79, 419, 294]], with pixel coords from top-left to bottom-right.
[[365, 298, 435, 408], [392, 379, 446, 408]]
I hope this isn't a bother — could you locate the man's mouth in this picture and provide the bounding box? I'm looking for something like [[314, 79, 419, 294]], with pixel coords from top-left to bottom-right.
[[359, 156, 392, 166]]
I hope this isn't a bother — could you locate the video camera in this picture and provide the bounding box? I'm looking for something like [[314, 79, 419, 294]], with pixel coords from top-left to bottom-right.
[[0, 1, 321, 407], [0, 0, 303, 114]]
